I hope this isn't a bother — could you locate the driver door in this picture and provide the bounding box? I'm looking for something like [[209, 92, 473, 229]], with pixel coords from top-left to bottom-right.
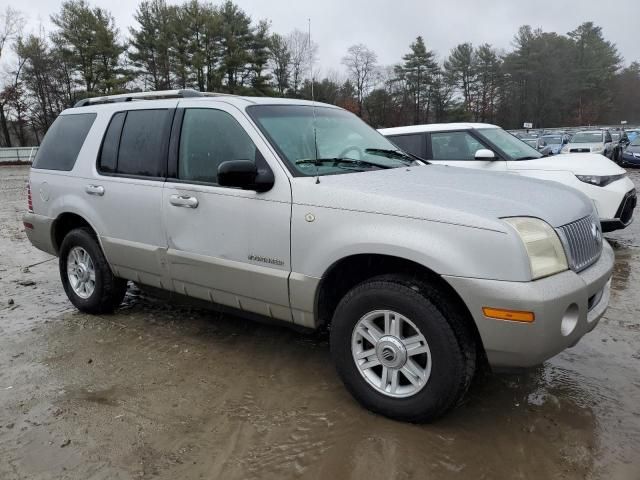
[[427, 130, 507, 172], [162, 102, 293, 322]]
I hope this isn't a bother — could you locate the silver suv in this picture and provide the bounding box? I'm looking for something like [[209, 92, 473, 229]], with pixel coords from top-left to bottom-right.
[[24, 90, 614, 422]]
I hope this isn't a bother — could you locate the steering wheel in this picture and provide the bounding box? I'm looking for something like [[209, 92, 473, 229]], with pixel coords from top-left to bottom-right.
[[338, 146, 363, 159]]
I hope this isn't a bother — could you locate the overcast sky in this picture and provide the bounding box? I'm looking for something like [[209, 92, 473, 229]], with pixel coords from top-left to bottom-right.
[[15, 0, 640, 74]]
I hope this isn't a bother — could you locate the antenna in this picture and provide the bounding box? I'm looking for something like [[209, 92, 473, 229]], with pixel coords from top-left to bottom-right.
[[309, 18, 320, 184]]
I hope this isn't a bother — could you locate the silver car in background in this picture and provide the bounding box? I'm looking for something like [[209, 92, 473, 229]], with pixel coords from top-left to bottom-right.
[[562, 129, 614, 159]]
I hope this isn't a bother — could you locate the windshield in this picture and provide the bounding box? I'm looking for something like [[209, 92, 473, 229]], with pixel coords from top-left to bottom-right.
[[571, 132, 603, 143], [524, 139, 538, 147], [542, 135, 562, 144], [247, 105, 414, 176], [631, 137, 640, 147], [475, 128, 542, 160]]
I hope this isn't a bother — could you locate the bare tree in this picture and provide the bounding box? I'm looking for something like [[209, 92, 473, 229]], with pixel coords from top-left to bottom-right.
[[0, 7, 23, 61], [287, 29, 316, 96], [342, 43, 378, 117], [268, 33, 290, 96]]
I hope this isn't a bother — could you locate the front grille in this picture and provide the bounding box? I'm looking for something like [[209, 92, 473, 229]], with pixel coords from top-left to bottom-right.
[[615, 189, 636, 225], [557, 214, 602, 272], [570, 148, 590, 153]]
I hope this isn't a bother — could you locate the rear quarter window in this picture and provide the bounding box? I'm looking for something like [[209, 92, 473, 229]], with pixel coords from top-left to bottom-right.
[[32, 113, 97, 171]]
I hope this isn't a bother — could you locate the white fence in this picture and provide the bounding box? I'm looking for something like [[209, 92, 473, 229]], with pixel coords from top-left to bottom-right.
[[0, 146, 39, 164]]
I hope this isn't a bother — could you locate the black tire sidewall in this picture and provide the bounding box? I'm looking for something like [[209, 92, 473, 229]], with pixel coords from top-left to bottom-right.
[[330, 280, 467, 422], [59, 228, 112, 312]]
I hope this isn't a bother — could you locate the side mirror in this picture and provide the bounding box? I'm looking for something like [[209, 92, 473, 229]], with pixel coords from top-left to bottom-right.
[[218, 160, 274, 192], [474, 149, 497, 160]]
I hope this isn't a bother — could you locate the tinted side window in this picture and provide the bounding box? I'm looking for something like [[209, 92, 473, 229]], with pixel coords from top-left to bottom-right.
[[178, 109, 257, 184], [430, 131, 484, 161], [388, 134, 423, 158], [33, 113, 96, 171], [117, 109, 169, 177], [98, 112, 125, 173]]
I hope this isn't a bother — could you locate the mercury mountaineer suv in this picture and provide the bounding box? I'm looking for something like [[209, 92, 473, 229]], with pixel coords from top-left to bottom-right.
[[24, 90, 614, 422]]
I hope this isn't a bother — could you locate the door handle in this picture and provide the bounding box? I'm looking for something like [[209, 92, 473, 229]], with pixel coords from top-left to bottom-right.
[[85, 185, 105, 196], [169, 194, 198, 208]]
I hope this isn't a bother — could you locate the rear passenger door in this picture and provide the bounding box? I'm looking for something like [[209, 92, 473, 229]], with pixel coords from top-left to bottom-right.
[[162, 102, 292, 322], [427, 130, 506, 171], [91, 105, 176, 288]]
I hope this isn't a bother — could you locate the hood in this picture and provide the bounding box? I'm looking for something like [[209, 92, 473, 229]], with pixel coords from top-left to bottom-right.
[[511, 153, 624, 175], [292, 165, 593, 230]]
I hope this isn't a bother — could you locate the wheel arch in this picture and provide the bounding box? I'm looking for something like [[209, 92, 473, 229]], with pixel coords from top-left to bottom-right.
[[314, 253, 486, 361], [52, 212, 102, 255]]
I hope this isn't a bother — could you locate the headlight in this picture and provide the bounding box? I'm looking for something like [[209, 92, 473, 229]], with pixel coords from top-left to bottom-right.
[[575, 173, 626, 187], [592, 146, 604, 153], [634, 153, 640, 159], [561, 147, 569, 153], [504, 217, 568, 280]]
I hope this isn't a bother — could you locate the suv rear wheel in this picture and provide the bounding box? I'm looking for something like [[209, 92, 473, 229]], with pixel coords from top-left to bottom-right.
[[59, 227, 127, 314], [330, 275, 476, 423]]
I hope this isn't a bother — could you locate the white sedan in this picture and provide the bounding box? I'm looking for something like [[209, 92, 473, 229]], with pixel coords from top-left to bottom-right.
[[379, 123, 636, 232]]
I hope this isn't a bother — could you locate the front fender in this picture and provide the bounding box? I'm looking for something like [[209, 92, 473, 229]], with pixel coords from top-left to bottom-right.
[[291, 204, 530, 282]]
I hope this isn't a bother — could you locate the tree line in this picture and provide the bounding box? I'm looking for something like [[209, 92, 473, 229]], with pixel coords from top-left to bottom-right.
[[0, 0, 639, 147]]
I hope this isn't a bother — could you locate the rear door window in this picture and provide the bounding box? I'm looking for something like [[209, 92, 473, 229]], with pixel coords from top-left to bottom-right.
[[117, 110, 170, 177], [98, 112, 125, 173], [387, 134, 424, 158], [32, 113, 96, 171], [97, 109, 170, 178]]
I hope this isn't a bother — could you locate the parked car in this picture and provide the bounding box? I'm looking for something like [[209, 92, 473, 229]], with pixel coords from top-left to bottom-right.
[[25, 92, 613, 423], [621, 136, 640, 167], [380, 123, 636, 232], [541, 133, 568, 155], [561, 129, 614, 159], [625, 129, 640, 142], [610, 131, 630, 164], [521, 137, 553, 156]]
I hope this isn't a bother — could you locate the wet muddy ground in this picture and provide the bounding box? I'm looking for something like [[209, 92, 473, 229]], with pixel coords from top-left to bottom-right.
[[1, 165, 639, 479]]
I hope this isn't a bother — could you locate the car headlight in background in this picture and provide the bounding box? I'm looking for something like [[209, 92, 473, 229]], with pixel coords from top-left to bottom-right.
[[575, 173, 626, 187], [561, 146, 569, 153], [591, 145, 604, 153], [504, 217, 568, 280]]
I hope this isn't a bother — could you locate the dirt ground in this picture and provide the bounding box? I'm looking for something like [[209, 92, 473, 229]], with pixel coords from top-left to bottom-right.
[[1, 165, 639, 480]]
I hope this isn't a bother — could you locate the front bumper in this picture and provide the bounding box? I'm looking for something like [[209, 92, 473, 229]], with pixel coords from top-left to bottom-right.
[[444, 241, 614, 368], [600, 188, 636, 232]]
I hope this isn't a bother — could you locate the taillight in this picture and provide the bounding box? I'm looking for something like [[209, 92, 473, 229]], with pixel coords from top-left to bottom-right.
[[27, 181, 33, 212]]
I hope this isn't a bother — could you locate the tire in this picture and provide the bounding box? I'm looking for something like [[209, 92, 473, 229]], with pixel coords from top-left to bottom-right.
[[59, 227, 127, 314], [330, 274, 476, 423]]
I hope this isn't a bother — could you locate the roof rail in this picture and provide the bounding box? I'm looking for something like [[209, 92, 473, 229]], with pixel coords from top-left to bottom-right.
[[73, 89, 232, 108]]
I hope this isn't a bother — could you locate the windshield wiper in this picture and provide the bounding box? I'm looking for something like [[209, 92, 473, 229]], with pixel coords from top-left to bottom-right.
[[364, 148, 426, 165], [295, 157, 392, 169]]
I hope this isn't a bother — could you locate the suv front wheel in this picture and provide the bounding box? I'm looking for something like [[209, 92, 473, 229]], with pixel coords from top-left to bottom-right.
[[330, 275, 476, 422], [59, 227, 127, 314]]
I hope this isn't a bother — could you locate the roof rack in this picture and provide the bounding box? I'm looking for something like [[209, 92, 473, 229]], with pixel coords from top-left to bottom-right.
[[73, 89, 233, 108]]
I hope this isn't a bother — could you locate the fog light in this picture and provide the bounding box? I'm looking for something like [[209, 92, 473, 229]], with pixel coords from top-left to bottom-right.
[[561, 304, 579, 336]]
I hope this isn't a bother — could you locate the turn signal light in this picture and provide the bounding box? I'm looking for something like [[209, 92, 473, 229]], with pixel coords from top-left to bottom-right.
[[482, 307, 535, 323]]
